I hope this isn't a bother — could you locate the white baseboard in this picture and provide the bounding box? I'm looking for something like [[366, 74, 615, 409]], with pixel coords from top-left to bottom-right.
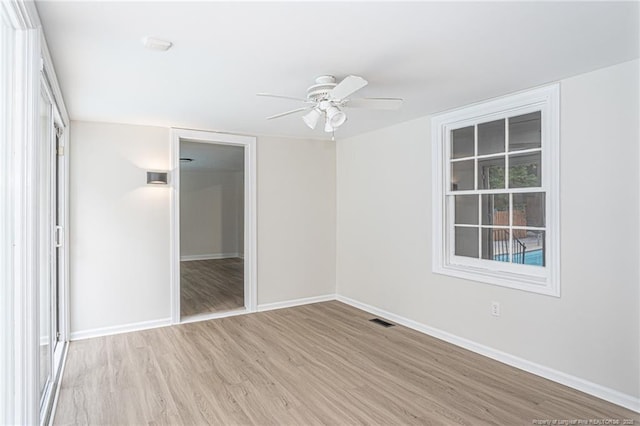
[[336, 295, 640, 413], [180, 253, 241, 261], [65, 293, 639, 413], [257, 294, 336, 312], [69, 317, 172, 341], [68, 293, 333, 341]]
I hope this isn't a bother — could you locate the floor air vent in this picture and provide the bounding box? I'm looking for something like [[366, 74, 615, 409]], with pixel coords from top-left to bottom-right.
[[369, 318, 395, 328]]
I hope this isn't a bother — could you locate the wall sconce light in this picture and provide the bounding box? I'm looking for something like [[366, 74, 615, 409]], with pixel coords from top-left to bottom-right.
[[147, 171, 168, 185]]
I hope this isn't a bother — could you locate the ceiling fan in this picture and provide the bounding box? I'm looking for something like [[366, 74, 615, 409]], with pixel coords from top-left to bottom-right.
[[257, 75, 403, 138]]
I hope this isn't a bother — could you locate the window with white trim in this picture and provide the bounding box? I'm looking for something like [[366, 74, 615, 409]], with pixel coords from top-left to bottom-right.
[[432, 85, 560, 296]]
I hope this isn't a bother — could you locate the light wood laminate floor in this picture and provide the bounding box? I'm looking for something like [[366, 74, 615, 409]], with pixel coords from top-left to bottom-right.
[[54, 301, 638, 425], [180, 258, 244, 317]]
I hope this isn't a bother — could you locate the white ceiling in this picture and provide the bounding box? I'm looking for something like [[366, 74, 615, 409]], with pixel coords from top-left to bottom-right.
[[37, 1, 639, 141]]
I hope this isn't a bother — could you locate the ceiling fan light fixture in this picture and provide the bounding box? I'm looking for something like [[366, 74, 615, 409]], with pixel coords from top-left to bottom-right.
[[324, 118, 334, 133], [302, 108, 322, 129], [326, 105, 347, 128]]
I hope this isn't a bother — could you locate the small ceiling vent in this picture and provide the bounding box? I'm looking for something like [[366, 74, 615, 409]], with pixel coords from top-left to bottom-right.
[[142, 36, 172, 52]]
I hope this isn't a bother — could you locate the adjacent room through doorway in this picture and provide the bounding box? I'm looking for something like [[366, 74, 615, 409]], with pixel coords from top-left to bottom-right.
[[179, 141, 245, 318]]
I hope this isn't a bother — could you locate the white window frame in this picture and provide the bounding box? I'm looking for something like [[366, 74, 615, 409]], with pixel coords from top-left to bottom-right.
[[432, 84, 560, 297]]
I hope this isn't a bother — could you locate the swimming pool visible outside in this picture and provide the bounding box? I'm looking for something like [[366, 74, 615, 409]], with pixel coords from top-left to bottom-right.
[[495, 249, 543, 266]]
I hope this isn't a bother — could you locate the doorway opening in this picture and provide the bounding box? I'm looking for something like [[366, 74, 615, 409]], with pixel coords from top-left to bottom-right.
[[170, 129, 257, 323], [180, 142, 244, 316]]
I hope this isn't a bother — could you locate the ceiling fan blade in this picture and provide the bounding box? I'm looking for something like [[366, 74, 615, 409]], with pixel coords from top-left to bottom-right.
[[266, 107, 311, 120], [345, 97, 403, 110], [329, 75, 368, 101], [257, 93, 310, 102]]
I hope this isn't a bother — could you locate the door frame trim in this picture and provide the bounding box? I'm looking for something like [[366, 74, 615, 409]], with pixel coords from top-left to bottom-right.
[[1, 1, 70, 423], [169, 128, 257, 324]]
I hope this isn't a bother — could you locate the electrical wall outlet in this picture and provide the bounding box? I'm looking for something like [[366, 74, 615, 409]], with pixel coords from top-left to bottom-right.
[[491, 301, 501, 317]]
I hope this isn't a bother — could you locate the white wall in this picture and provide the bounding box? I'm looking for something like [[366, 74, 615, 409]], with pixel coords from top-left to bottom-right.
[[336, 60, 639, 399], [69, 122, 172, 333], [257, 136, 336, 304], [180, 170, 243, 259], [69, 123, 336, 334]]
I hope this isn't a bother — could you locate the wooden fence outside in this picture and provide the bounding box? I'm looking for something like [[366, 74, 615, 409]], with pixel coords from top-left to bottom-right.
[[492, 210, 527, 239]]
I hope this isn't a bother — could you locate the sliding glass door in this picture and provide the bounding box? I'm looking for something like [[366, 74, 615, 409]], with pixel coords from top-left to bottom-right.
[[0, 2, 68, 424], [37, 80, 53, 407], [38, 77, 65, 422]]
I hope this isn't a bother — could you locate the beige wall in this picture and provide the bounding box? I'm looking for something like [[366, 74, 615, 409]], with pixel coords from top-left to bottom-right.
[[257, 136, 336, 304], [180, 170, 243, 258], [336, 59, 640, 398], [68, 61, 637, 404], [69, 122, 172, 333], [70, 123, 336, 334]]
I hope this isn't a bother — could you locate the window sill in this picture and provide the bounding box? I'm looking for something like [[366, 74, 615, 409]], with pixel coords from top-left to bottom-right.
[[433, 262, 560, 297]]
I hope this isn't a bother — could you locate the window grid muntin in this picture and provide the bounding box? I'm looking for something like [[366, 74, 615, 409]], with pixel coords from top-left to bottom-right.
[[473, 123, 478, 191], [450, 147, 541, 165], [505, 117, 510, 198], [450, 193, 546, 263], [447, 110, 546, 268]]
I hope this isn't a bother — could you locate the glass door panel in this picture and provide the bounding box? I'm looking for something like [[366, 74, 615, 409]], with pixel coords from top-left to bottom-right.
[[38, 77, 65, 425], [53, 123, 63, 356], [38, 84, 53, 402]]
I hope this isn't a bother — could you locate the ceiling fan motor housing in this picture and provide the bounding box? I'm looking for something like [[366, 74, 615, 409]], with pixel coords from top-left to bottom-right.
[[306, 75, 338, 102]]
